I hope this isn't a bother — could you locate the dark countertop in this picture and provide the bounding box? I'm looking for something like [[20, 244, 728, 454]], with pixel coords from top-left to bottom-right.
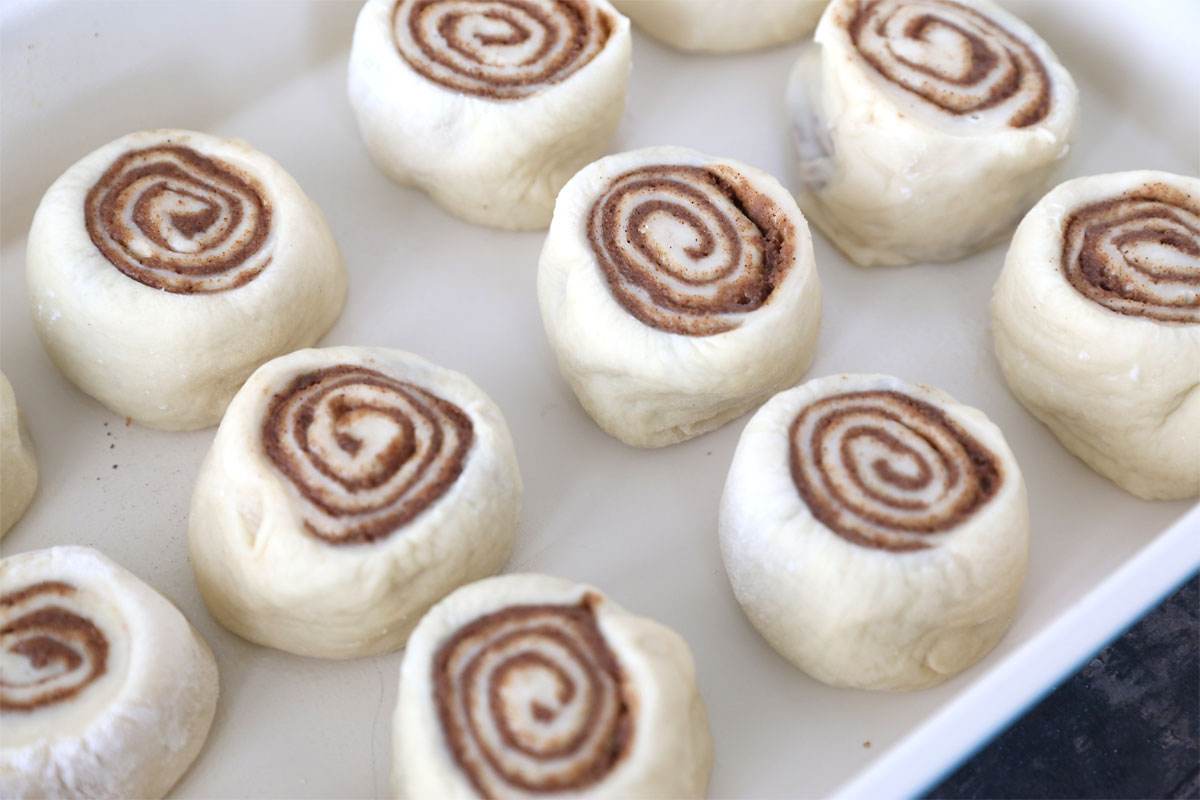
[[926, 573, 1199, 799]]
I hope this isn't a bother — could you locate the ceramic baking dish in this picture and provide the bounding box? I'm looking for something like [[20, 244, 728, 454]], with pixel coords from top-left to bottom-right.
[[1, 1, 1196, 796]]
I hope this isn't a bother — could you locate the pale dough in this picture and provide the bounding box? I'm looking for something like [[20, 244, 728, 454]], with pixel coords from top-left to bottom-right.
[[26, 128, 347, 430], [1, 372, 37, 537], [719, 373, 1030, 690], [394, 573, 712, 798], [348, 0, 632, 230], [538, 146, 822, 447], [0, 546, 219, 799], [188, 346, 523, 659], [991, 171, 1200, 500], [788, 0, 1078, 266], [611, 0, 828, 53]]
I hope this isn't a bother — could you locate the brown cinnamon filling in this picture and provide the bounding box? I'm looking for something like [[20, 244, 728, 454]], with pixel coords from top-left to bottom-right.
[[587, 164, 795, 336], [84, 144, 272, 294], [1, 582, 109, 712], [393, 0, 612, 100], [262, 365, 474, 545], [433, 598, 632, 796], [789, 390, 1002, 551], [1062, 182, 1200, 324], [847, 0, 1051, 128]]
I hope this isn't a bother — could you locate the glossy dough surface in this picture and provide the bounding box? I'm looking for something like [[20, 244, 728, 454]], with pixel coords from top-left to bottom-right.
[[347, 0, 631, 230], [0, 373, 37, 537], [991, 171, 1200, 499], [788, 0, 1078, 266], [611, 0, 828, 53], [393, 573, 711, 798], [0, 547, 218, 799], [26, 128, 346, 430], [719, 374, 1029, 690], [188, 346, 523, 658], [538, 146, 822, 447]]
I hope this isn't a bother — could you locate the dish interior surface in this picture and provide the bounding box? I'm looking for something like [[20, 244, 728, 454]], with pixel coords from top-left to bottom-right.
[[0, 1, 1196, 797]]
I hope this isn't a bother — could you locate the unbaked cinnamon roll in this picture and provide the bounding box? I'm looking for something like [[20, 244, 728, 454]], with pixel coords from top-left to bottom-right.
[[393, 573, 711, 798], [719, 373, 1029, 690], [787, 0, 1078, 266], [0, 547, 218, 799], [26, 129, 346, 430], [611, 0, 828, 53], [348, 0, 631, 230], [539, 146, 822, 447], [188, 346, 522, 659], [1, 373, 37, 537], [991, 171, 1200, 500]]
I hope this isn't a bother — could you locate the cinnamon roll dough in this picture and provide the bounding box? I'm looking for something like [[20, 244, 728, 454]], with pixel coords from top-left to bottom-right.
[[1, 373, 37, 537], [26, 128, 347, 430], [611, 0, 828, 53], [393, 573, 711, 798], [0, 546, 218, 799], [538, 146, 822, 447], [719, 374, 1029, 690], [347, 0, 631, 230], [188, 346, 523, 659], [787, 0, 1079, 266], [991, 171, 1200, 500]]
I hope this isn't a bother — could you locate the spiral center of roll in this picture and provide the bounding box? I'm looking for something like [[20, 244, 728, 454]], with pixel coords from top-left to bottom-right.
[[790, 390, 1002, 551], [433, 599, 632, 797], [84, 144, 273, 294], [847, 0, 1051, 128], [1061, 182, 1200, 324], [392, 0, 613, 100], [262, 365, 474, 545], [587, 164, 795, 336], [1, 582, 110, 713]]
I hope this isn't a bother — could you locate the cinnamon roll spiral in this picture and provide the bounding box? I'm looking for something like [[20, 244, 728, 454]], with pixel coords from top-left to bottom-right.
[[720, 374, 1030, 689], [262, 365, 474, 546], [539, 147, 821, 447], [848, 0, 1051, 128], [393, 0, 612, 99], [27, 128, 346, 430], [348, 0, 631, 230], [433, 600, 631, 796], [786, 0, 1078, 266], [394, 574, 712, 798], [1, 582, 108, 713], [587, 165, 794, 336], [1061, 182, 1200, 324], [0, 547, 219, 800], [84, 145, 272, 294], [789, 390, 1002, 552], [991, 171, 1200, 500], [189, 347, 522, 659]]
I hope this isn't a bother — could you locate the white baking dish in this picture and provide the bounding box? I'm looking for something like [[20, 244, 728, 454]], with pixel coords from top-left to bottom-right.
[[1, 1, 1196, 797]]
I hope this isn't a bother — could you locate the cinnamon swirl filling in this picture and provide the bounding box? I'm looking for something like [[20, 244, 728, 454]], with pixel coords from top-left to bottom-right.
[[587, 165, 795, 336], [262, 365, 474, 545], [392, 0, 613, 99], [84, 144, 272, 294], [433, 599, 632, 796], [847, 0, 1051, 128], [789, 390, 1002, 551], [1, 582, 109, 712], [1061, 182, 1200, 324]]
